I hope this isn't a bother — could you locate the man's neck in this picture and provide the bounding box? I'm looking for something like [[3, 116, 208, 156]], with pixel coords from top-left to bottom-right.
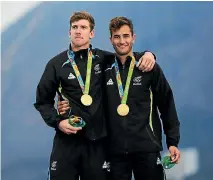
[[71, 43, 90, 52], [117, 51, 133, 65]]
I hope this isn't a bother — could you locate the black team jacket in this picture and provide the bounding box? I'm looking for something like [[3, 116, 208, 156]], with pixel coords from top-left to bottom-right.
[[104, 53, 180, 154]]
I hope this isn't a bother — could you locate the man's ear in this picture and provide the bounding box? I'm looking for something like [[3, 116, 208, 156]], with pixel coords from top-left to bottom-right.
[[89, 29, 95, 39], [110, 36, 113, 44], [132, 34, 136, 44]]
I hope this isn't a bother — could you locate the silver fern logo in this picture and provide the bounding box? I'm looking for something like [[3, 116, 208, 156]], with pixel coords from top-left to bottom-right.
[[133, 76, 142, 85], [94, 64, 101, 74]]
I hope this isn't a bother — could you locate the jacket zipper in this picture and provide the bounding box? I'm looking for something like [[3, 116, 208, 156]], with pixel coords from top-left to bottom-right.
[[121, 64, 128, 153], [146, 126, 161, 148]]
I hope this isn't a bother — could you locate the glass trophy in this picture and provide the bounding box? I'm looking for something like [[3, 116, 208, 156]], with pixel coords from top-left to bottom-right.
[[58, 93, 86, 128], [68, 114, 86, 127], [161, 156, 176, 169]]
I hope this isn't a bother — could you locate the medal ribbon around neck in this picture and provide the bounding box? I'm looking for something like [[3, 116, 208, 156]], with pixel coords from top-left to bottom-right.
[[114, 55, 136, 116], [114, 55, 136, 103], [67, 48, 93, 106]]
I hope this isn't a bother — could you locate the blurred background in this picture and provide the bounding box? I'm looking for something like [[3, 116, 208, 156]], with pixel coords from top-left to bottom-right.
[[1, 1, 213, 180]]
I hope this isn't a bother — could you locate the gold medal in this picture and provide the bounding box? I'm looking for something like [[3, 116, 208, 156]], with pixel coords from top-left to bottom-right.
[[117, 104, 129, 116], [81, 94, 93, 106]]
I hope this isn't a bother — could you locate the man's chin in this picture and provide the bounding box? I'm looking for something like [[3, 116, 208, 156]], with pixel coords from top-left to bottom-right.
[[115, 48, 131, 55], [74, 43, 84, 47], [116, 51, 130, 56], [73, 44, 90, 50]]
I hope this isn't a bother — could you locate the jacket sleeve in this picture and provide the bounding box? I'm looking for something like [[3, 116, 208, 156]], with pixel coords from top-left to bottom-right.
[[34, 60, 62, 128], [134, 51, 157, 60], [151, 63, 180, 148], [101, 50, 156, 69]]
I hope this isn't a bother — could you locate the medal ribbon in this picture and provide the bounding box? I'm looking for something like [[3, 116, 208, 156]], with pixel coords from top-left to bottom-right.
[[114, 56, 136, 104], [67, 49, 93, 95]]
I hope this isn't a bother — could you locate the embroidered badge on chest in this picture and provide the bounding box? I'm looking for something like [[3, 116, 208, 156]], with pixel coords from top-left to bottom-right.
[[94, 64, 101, 74], [133, 76, 142, 85]]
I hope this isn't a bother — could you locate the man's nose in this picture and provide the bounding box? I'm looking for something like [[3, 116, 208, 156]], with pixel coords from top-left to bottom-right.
[[120, 37, 125, 44], [75, 27, 81, 34]]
